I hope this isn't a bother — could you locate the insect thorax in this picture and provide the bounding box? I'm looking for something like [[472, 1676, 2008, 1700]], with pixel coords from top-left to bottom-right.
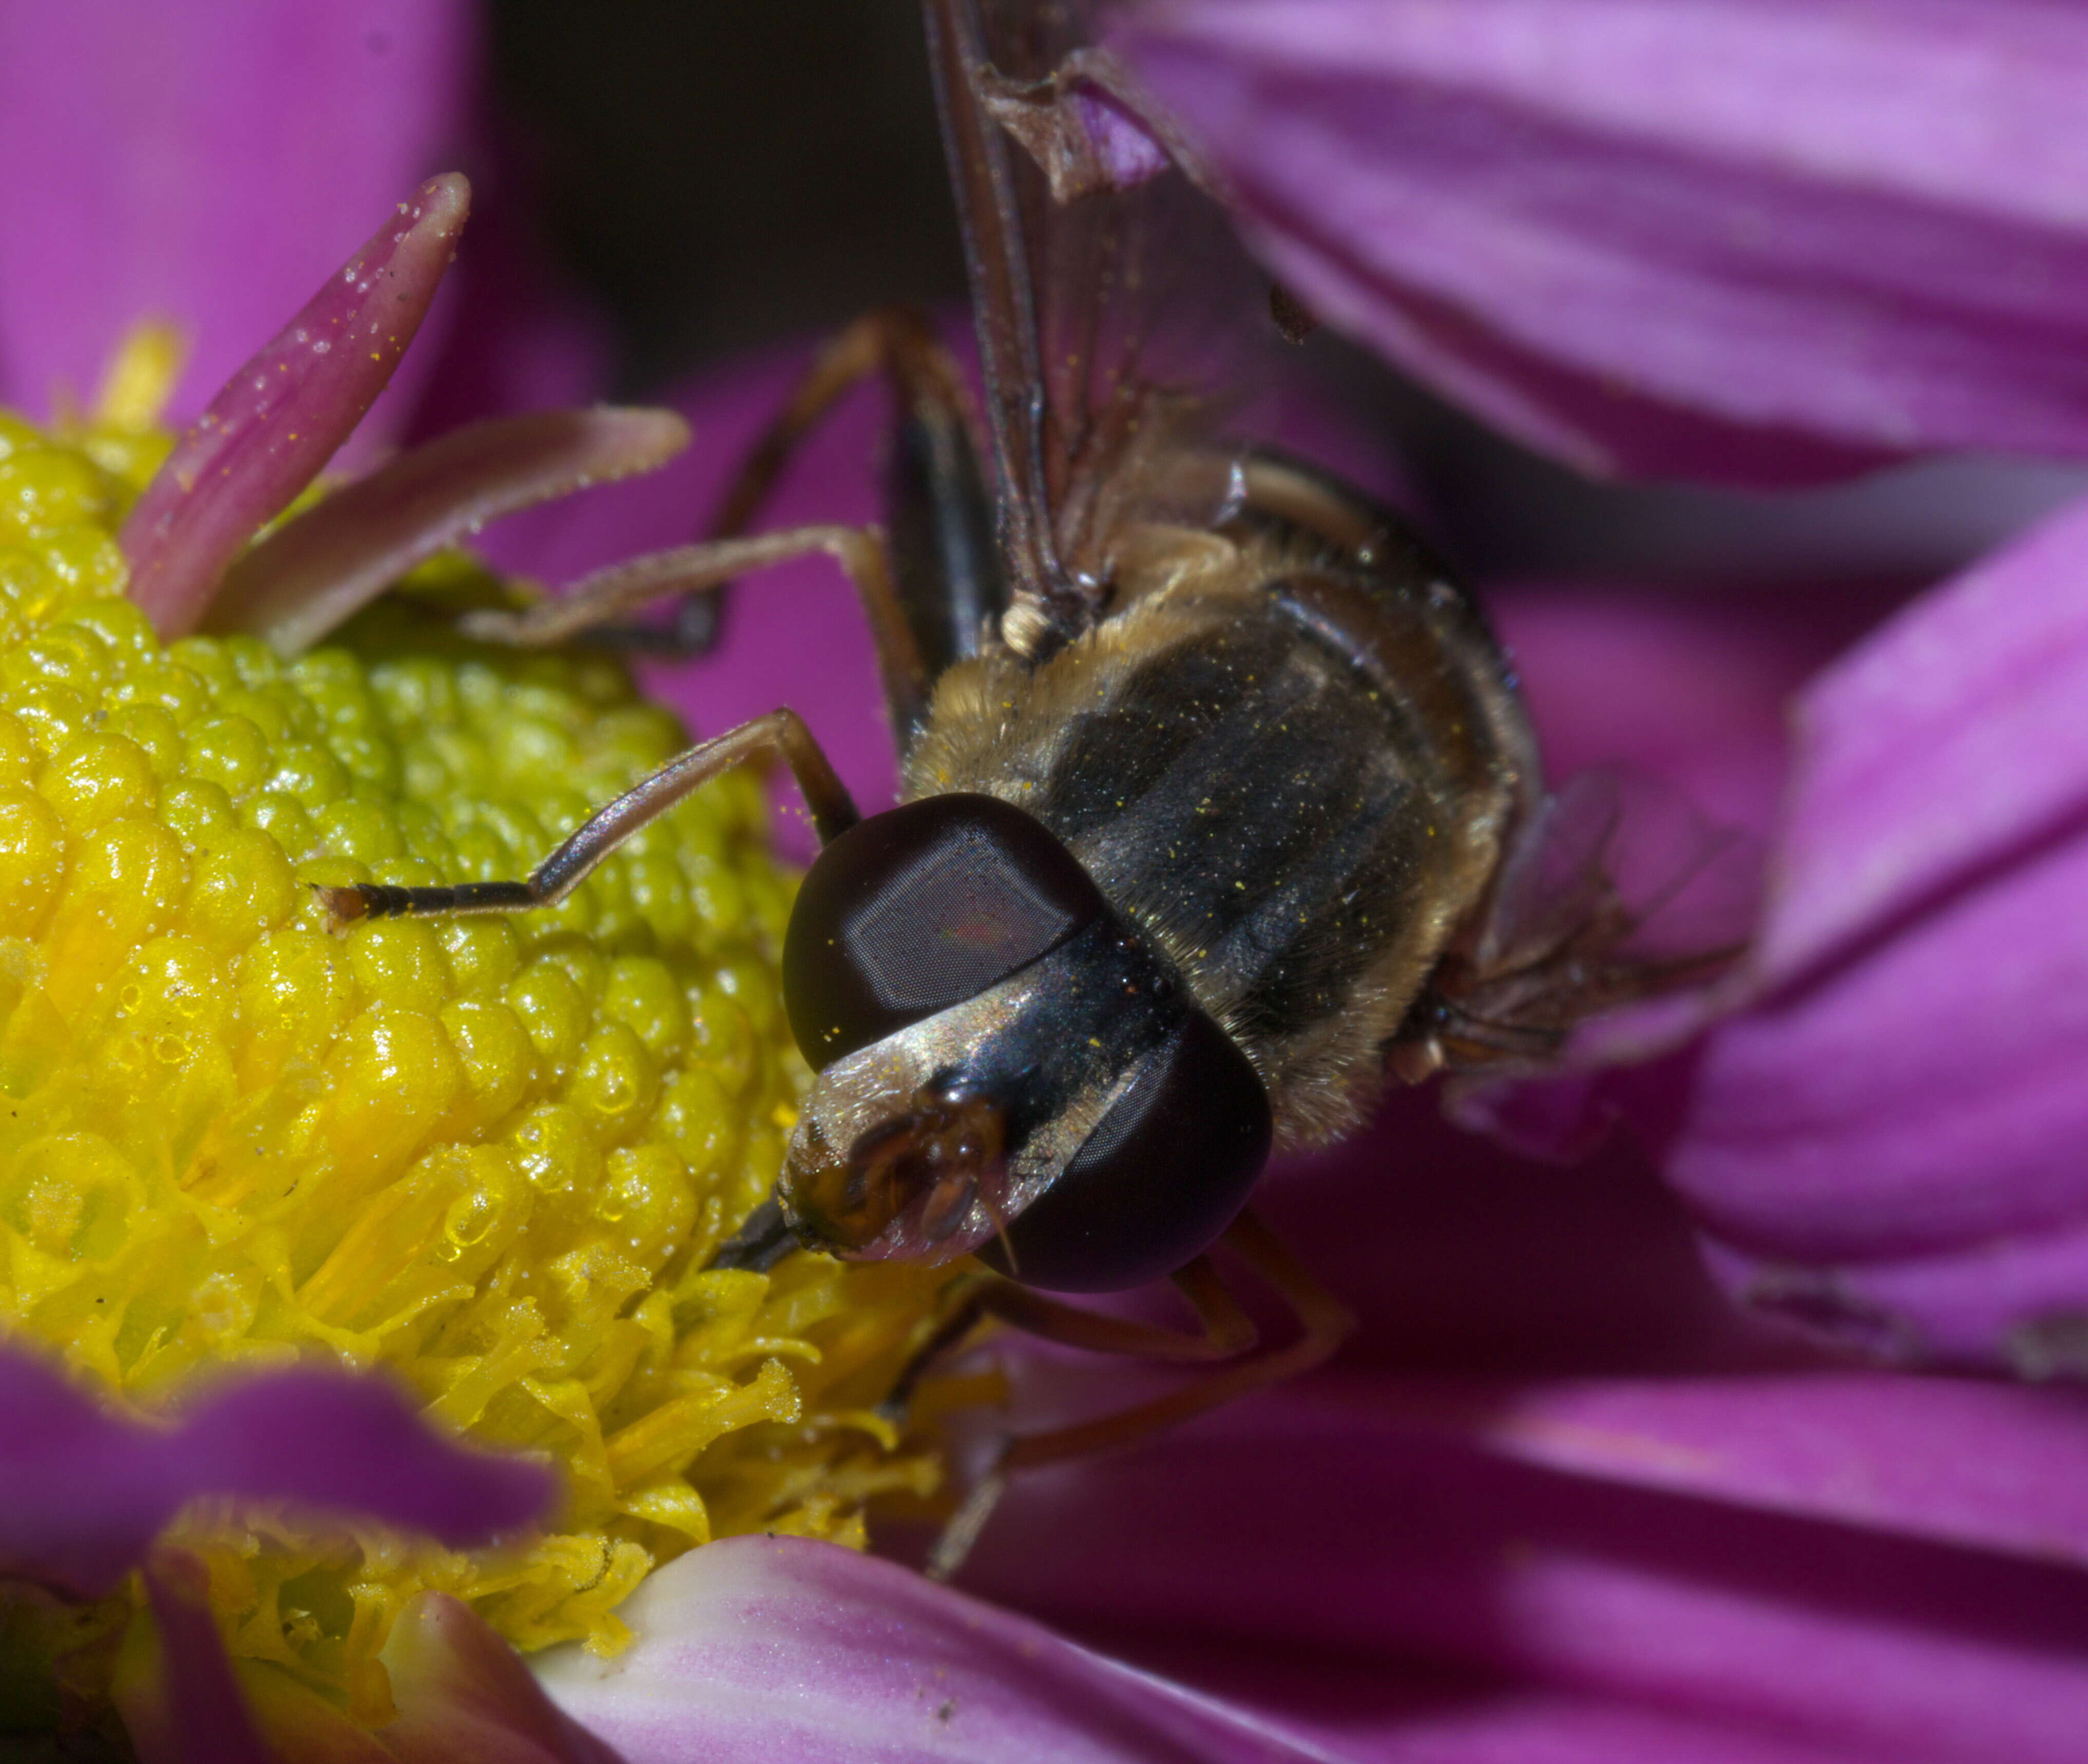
[[902, 524, 1531, 1148]]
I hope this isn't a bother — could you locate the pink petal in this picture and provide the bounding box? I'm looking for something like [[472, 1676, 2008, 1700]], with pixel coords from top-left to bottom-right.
[[122, 173, 471, 639], [532, 1534, 1333, 1763], [962, 1387, 2088, 1764], [377, 1593, 625, 1764], [1336, 1371, 2088, 1570], [1492, 582, 1893, 841], [1652, 489, 2088, 1363], [1114, 1637, 1919, 1764], [0, 0, 472, 425], [1255, 1087, 1794, 1377], [1669, 817, 2088, 1281], [207, 406, 691, 653], [111, 1552, 275, 1764], [1114, 0, 2088, 482], [0, 1344, 553, 1601], [1758, 490, 2088, 986]]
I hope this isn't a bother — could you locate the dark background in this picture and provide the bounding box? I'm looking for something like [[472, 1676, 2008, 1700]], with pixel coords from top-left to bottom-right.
[[491, 0, 965, 394]]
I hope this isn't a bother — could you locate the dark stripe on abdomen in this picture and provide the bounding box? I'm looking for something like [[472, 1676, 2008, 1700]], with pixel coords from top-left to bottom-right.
[[1038, 624, 1430, 1026]]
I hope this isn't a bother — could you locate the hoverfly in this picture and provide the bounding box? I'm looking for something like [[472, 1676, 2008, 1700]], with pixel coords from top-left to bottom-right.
[[323, 0, 1741, 1557]]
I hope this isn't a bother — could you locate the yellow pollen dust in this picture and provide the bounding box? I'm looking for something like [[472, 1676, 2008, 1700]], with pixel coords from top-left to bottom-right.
[[0, 361, 948, 1720]]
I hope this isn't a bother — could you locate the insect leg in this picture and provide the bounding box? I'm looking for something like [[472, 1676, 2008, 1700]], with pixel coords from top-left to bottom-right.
[[316, 708, 857, 927], [881, 1256, 1259, 1426], [993, 1211, 1353, 1473], [577, 307, 999, 742], [911, 1211, 1354, 1577]]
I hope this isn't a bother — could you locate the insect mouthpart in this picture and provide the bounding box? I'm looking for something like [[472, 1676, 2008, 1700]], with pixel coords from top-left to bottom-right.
[[782, 1082, 1013, 1261]]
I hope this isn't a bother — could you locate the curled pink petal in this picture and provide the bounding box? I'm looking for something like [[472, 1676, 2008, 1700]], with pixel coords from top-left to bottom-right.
[[0, 1344, 553, 1600], [206, 406, 691, 653], [109, 1552, 276, 1764], [1758, 490, 2088, 988], [377, 1593, 624, 1764], [121, 173, 471, 638], [1648, 488, 2088, 1364], [1113, 0, 2088, 482], [533, 1533, 1332, 1763]]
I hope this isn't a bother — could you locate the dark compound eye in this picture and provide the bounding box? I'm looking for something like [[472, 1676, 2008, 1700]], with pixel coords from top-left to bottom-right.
[[783, 794, 1106, 1069], [980, 1010, 1272, 1293]]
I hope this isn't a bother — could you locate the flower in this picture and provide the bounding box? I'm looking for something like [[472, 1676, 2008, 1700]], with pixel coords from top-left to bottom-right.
[[493, 388, 2088, 1764], [0, 187, 956, 1754], [0, 1346, 592, 1762], [9, 4, 2088, 1763]]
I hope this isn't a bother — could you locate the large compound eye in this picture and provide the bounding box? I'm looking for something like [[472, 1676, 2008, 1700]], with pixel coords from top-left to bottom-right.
[[783, 794, 1105, 1068], [979, 1012, 1272, 1293]]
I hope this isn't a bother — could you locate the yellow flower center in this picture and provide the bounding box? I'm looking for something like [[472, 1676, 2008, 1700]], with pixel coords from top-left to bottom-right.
[[0, 341, 950, 1722]]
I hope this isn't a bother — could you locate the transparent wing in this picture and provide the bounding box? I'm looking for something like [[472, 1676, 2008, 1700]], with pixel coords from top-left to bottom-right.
[[1422, 767, 1762, 1074], [929, 0, 1285, 636]]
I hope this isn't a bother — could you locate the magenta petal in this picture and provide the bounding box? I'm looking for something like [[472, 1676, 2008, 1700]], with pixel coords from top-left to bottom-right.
[[122, 174, 471, 639], [1759, 491, 2088, 986], [1337, 1371, 2088, 1570], [378, 1593, 624, 1764], [1492, 583, 1892, 842], [1117, 1636, 1935, 1764], [0, 1345, 553, 1600], [533, 1534, 1330, 1764], [1114, 0, 2088, 482], [0, 1, 472, 425], [1673, 825, 2088, 1260], [964, 1390, 2088, 1764], [123, 1554, 276, 1764], [207, 407, 691, 653], [1650, 489, 2088, 1362]]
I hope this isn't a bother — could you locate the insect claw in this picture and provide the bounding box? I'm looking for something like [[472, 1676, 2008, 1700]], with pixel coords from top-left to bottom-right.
[[313, 883, 373, 933]]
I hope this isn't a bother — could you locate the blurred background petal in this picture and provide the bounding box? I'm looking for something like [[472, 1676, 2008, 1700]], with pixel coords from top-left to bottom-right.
[[0, 0, 473, 429], [0, 1346, 552, 1602]]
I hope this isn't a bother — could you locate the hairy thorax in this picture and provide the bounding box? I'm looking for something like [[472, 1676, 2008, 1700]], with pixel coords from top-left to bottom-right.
[[903, 521, 1531, 1148]]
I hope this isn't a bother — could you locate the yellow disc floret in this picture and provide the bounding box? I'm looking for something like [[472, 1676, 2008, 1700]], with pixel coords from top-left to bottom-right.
[[0, 398, 947, 1719]]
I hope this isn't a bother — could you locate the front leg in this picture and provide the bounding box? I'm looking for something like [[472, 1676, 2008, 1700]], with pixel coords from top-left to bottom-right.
[[317, 709, 857, 927]]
